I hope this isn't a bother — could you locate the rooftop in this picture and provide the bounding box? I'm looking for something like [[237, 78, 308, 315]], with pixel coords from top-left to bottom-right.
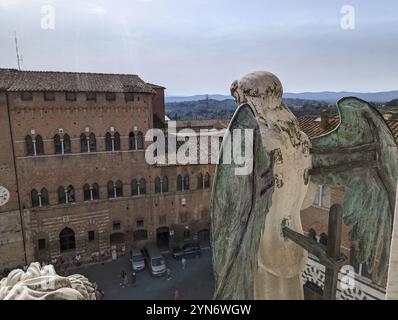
[[0, 68, 159, 93]]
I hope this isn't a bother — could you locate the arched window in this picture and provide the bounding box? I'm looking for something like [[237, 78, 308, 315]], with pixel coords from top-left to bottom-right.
[[131, 179, 138, 196], [114, 132, 121, 151], [59, 227, 76, 252], [54, 134, 62, 154], [92, 183, 99, 200], [137, 131, 144, 150], [105, 132, 112, 151], [63, 134, 71, 153], [129, 132, 136, 150], [83, 183, 91, 201], [36, 135, 44, 155], [41, 188, 49, 206], [139, 178, 146, 194], [155, 177, 161, 193], [25, 135, 34, 156], [197, 173, 204, 189], [66, 185, 75, 203], [177, 175, 183, 191], [115, 180, 123, 197], [31, 189, 40, 207], [89, 133, 96, 152], [58, 186, 66, 204], [184, 175, 190, 191], [107, 181, 115, 198], [162, 176, 169, 193], [204, 173, 210, 188], [80, 133, 88, 153]]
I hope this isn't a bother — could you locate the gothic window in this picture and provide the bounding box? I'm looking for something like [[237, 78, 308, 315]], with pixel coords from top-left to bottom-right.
[[106, 92, 116, 101], [105, 132, 112, 151], [197, 173, 203, 189], [92, 183, 100, 200], [177, 175, 183, 191], [58, 186, 66, 204], [54, 134, 62, 154], [86, 92, 96, 101], [80, 133, 87, 153], [59, 227, 76, 251], [184, 175, 190, 191], [114, 132, 121, 151], [131, 179, 138, 196], [112, 221, 121, 231], [107, 181, 115, 198], [204, 173, 210, 188], [83, 183, 91, 201], [65, 92, 76, 101], [66, 185, 75, 203], [31, 189, 40, 207], [162, 176, 169, 193], [129, 132, 136, 150], [63, 134, 71, 153], [115, 180, 123, 197], [40, 188, 49, 206], [89, 133, 96, 152], [35, 135, 44, 155], [155, 177, 161, 193], [136, 131, 144, 150], [25, 135, 34, 156], [124, 92, 134, 102], [21, 92, 33, 101], [43, 92, 55, 101], [139, 178, 146, 195], [136, 219, 144, 228]]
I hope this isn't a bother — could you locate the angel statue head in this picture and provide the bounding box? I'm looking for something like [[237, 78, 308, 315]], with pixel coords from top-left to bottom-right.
[[230, 71, 283, 117]]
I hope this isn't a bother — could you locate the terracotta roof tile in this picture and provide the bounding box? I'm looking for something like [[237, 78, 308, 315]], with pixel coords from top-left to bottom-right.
[[0, 68, 156, 93], [298, 115, 398, 143]]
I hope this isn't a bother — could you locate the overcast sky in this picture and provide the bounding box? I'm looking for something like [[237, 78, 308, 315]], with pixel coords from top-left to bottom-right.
[[0, 0, 397, 95]]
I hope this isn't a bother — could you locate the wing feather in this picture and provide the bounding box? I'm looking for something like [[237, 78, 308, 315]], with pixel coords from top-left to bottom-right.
[[210, 104, 274, 299], [311, 97, 398, 282]]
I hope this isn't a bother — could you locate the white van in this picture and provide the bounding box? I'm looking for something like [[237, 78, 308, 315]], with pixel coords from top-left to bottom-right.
[[144, 244, 166, 277]]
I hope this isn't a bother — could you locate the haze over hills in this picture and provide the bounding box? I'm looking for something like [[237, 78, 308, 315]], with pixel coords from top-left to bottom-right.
[[166, 90, 398, 103]]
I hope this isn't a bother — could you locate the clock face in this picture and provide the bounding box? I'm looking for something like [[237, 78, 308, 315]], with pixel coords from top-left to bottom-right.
[[0, 186, 10, 207]]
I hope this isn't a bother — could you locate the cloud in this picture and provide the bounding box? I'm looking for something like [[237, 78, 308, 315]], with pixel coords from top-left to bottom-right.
[[89, 5, 107, 17]]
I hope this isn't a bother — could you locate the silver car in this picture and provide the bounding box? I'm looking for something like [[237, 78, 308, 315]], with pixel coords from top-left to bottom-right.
[[131, 248, 145, 271]]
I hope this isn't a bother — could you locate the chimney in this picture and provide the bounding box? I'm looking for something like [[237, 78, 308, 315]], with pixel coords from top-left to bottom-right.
[[320, 109, 330, 129]]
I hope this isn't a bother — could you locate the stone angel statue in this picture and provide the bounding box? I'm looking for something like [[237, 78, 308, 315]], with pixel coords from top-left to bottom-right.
[[210, 71, 398, 299]]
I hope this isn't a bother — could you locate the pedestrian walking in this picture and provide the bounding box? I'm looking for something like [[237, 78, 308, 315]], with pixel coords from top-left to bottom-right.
[[181, 257, 187, 270], [120, 270, 127, 287], [131, 272, 136, 286], [166, 268, 172, 281], [174, 289, 180, 300]]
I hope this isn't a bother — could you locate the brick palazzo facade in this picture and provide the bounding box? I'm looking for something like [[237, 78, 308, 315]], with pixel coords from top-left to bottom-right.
[[0, 69, 212, 270]]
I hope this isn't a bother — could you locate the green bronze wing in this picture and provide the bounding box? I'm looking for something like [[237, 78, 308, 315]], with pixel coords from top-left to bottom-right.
[[310, 97, 398, 282], [210, 104, 274, 299]]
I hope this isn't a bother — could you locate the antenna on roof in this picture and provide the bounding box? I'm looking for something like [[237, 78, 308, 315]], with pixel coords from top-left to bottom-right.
[[14, 31, 23, 71]]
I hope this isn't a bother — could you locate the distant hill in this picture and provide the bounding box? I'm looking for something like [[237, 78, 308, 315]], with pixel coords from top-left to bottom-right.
[[166, 90, 398, 103], [165, 98, 334, 120]]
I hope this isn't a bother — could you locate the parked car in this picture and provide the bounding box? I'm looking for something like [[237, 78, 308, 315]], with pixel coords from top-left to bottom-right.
[[172, 242, 201, 259], [143, 244, 166, 277], [130, 247, 145, 271]]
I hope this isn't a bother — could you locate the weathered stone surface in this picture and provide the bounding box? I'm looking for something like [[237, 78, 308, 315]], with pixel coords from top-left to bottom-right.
[[0, 262, 95, 300]]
